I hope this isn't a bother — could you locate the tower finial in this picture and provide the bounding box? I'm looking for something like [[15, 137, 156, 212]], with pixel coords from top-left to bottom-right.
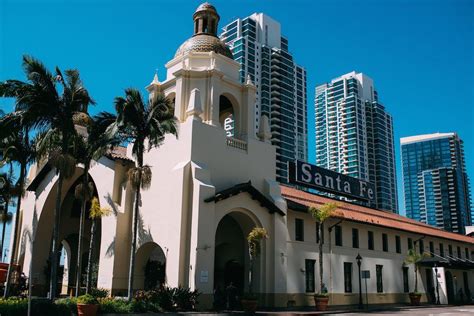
[[246, 74, 253, 86], [152, 69, 159, 84]]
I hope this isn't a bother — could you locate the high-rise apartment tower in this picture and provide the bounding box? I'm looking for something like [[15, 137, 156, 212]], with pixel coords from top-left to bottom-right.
[[315, 71, 398, 212], [401, 133, 472, 233], [221, 13, 307, 183]]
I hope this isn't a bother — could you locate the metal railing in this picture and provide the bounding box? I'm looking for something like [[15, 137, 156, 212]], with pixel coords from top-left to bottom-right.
[[226, 137, 247, 151]]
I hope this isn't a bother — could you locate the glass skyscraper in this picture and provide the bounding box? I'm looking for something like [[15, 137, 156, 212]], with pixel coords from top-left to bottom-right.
[[220, 13, 307, 183], [401, 133, 472, 233], [315, 71, 398, 212]]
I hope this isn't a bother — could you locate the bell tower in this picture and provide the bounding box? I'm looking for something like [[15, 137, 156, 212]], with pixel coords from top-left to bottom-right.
[[193, 3, 219, 36]]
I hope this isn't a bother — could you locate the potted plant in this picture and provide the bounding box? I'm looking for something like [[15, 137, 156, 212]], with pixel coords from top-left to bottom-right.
[[404, 248, 426, 306], [309, 203, 337, 311], [241, 227, 268, 312], [77, 293, 99, 316]]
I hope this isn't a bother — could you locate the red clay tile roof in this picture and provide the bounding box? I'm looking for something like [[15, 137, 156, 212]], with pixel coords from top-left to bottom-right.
[[280, 185, 474, 244], [106, 146, 134, 162]]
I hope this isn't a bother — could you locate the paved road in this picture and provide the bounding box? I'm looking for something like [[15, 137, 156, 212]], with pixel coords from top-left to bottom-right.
[[335, 305, 474, 315]]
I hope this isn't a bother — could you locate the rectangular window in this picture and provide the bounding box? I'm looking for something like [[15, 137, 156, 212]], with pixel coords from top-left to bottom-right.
[[352, 228, 359, 248], [419, 240, 424, 254], [295, 218, 304, 241], [429, 241, 434, 257], [368, 231, 374, 250], [344, 262, 353, 293], [403, 267, 409, 293], [440, 243, 445, 257], [408, 238, 413, 250], [305, 259, 315, 292], [335, 225, 342, 246], [382, 234, 388, 252], [466, 248, 470, 259], [396, 236, 401, 254], [449, 245, 453, 257], [457, 246, 461, 258], [376, 265, 384, 293]]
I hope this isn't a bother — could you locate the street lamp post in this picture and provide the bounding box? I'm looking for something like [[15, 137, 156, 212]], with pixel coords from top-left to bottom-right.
[[434, 264, 440, 305], [356, 253, 363, 309]]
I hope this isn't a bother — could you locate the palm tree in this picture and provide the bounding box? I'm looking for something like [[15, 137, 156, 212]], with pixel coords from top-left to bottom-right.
[[309, 203, 337, 296], [0, 114, 38, 297], [246, 227, 268, 296], [0, 168, 15, 261], [85, 197, 111, 293], [0, 55, 94, 299], [72, 112, 118, 296], [110, 88, 178, 300], [405, 248, 427, 294]]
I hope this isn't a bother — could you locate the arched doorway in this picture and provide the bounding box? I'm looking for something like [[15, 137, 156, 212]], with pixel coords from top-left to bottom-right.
[[446, 270, 455, 304], [133, 242, 166, 290], [30, 171, 101, 297], [219, 95, 236, 137], [214, 211, 264, 302]]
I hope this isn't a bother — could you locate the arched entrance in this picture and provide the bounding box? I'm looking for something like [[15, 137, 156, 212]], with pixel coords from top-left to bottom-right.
[[133, 242, 166, 290], [219, 94, 236, 137], [214, 211, 264, 303], [30, 171, 101, 296]]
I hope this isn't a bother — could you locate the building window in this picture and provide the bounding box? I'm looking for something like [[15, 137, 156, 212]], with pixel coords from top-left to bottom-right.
[[335, 225, 342, 246], [440, 243, 445, 257], [429, 241, 434, 257], [408, 238, 413, 250], [419, 239, 424, 254], [402, 267, 409, 293], [305, 259, 315, 292], [368, 231, 374, 250], [466, 248, 469, 259], [295, 218, 304, 241], [395, 236, 401, 254], [457, 246, 461, 258], [344, 262, 353, 293], [449, 245, 453, 257], [352, 228, 359, 248], [382, 234, 388, 252], [376, 265, 384, 293]]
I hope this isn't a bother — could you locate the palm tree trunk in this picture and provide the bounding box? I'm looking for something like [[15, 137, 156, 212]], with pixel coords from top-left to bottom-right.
[[86, 217, 96, 294], [414, 265, 418, 293], [4, 164, 25, 297], [1, 202, 8, 261], [75, 170, 89, 296], [248, 252, 253, 294], [319, 225, 323, 293], [49, 172, 64, 300], [127, 181, 141, 301], [127, 154, 143, 301]]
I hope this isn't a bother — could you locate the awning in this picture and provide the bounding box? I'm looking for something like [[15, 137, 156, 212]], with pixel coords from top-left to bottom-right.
[[418, 254, 474, 270], [204, 181, 285, 216]]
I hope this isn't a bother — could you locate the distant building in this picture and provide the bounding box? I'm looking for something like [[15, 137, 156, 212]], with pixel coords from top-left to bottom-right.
[[221, 13, 307, 183], [401, 133, 472, 233], [314, 71, 398, 212]]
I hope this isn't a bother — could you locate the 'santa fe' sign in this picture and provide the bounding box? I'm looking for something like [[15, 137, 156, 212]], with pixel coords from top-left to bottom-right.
[[288, 160, 376, 202]]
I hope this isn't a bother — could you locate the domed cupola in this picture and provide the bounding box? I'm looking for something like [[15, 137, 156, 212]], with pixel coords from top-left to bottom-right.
[[175, 3, 233, 59]]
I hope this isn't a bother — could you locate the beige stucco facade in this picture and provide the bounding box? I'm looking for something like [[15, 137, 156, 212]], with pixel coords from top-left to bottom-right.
[[12, 3, 474, 310]]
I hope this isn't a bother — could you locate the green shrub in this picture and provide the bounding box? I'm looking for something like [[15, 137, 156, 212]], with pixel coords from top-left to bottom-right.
[[174, 287, 200, 311], [90, 287, 109, 298], [77, 294, 98, 305], [0, 297, 27, 316], [98, 297, 133, 314], [54, 297, 78, 315]]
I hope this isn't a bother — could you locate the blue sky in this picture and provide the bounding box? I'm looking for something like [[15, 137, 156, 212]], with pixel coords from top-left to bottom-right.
[[1, 0, 473, 228]]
